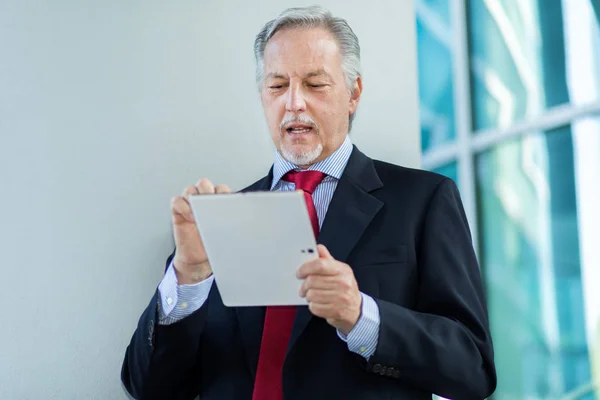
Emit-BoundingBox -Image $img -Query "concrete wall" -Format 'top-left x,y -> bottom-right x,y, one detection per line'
0,1 -> 419,398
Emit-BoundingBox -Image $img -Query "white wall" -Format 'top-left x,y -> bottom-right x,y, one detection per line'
0,1 -> 419,398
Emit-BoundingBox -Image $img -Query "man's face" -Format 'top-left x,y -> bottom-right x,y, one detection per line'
260,27 -> 362,167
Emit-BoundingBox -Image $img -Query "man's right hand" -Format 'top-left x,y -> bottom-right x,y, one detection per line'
170,178 -> 232,284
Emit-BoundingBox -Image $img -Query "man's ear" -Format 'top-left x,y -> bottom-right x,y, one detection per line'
349,76 -> 363,114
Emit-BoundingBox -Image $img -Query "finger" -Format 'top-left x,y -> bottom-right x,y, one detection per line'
317,244 -> 334,260
304,288 -> 339,304
297,259 -> 339,279
299,275 -> 339,297
215,184 -> 232,194
182,185 -> 199,199
196,178 -> 215,194
307,302 -> 334,319
171,196 -> 195,222
180,186 -> 198,213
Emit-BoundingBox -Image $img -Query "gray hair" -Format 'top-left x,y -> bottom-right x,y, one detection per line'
254,6 -> 362,130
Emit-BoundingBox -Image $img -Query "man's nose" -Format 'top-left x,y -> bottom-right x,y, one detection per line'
285,84 -> 307,113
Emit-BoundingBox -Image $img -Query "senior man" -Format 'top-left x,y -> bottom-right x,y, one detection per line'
121,6 -> 496,400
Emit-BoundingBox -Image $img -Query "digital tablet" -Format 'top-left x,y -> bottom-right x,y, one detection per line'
188,190 -> 318,307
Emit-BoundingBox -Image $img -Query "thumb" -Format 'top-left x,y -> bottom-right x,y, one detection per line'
317,244 -> 333,260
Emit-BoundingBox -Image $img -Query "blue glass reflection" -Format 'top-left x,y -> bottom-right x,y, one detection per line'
476,126 -> 595,399
432,162 -> 458,186
468,0 -> 600,131
416,0 -> 456,152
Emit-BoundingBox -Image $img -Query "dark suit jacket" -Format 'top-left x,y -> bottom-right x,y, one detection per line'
121,146 -> 496,400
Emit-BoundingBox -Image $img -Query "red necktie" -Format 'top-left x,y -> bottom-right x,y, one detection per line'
252,170 -> 327,400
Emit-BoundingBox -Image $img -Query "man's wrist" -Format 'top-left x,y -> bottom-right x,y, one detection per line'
158,264 -> 215,325
337,292 -> 363,335
337,293 -> 380,359
174,261 -> 212,284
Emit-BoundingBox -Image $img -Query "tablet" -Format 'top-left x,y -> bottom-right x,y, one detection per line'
188,190 -> 318,307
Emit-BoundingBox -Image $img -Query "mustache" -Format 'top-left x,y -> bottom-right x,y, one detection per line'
279,115 -> 318,132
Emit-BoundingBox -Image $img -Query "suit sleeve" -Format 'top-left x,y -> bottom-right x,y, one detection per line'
121,251 -> 210,400
361,178 -> 497,400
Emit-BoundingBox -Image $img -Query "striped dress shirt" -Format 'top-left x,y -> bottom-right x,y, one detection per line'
157,136 -> 380,360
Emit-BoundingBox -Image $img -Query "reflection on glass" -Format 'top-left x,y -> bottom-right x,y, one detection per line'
570,116 -> 600,399
467,0 -> 600,131
432,162 -> 458,186
416,0 -> 456,152
476,124 -> 597,399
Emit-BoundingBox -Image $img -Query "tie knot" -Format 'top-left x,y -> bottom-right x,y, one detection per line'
282,170 -> 327,194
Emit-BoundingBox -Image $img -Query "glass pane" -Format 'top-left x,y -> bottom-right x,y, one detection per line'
468,0 -> 600,131
432,162 -> 458,186
475,121 -> 599,399
416,0 -> 456,152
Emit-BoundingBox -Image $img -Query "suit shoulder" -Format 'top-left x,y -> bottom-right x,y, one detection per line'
370,160 -> 463,222
372,160 -> 454,192
241,174 -> 271,192
242,179 -> 263,192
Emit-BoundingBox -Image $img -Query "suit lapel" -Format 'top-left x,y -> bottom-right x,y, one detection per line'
287,147 -> 384,355
235,170 -> 272,379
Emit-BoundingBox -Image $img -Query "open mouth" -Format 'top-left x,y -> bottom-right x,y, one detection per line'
284,123 -> 314,134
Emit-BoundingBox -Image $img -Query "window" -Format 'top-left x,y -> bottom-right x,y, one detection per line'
416,0 -> 457,151
417,1 -> 600,398
468,0 -> 600,131
476,124 -> 595,398
432,162 -> 458,185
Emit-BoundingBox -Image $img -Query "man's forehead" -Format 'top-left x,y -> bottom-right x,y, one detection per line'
265,68 -> 333,80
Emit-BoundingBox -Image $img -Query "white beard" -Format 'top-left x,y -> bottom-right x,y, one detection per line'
280,142 -> 323,166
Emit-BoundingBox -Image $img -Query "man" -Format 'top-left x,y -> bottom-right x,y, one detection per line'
121,6 -> 496,400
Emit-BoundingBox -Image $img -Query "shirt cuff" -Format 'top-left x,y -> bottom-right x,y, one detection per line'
337,292 -> 380,360
157,261 -> 214,325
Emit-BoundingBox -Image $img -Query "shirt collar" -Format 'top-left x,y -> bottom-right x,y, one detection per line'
271,135 -> 353,190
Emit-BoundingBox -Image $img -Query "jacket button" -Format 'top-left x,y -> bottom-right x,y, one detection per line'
372,364 -> 382,373
379,366 -> 387,375
386,367 -> 395,376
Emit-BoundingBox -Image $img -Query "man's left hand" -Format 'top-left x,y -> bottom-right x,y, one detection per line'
297,244 -> 362,335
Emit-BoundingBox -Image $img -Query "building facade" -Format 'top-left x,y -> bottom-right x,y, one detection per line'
416,0 -> 600,399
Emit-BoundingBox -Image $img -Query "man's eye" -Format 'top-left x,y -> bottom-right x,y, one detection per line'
269,85 -> 284,89
309,84 -> 325,88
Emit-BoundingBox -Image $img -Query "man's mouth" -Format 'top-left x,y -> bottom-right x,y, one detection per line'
284,123 -> 314,134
